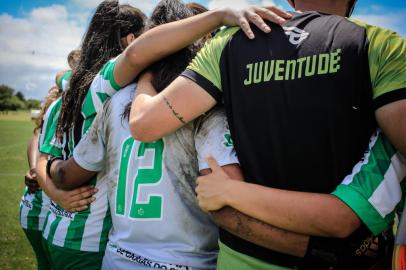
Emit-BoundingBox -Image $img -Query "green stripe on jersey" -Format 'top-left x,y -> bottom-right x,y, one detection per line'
99,206 -> 112,251
59,70 -> 72,91
47,216 -> 63,244
43,57 -> 120,252
39,98 -> 62,154
82,58 -> 121,119
332,132 -> 405,235
98,58 -> 120,91
26,190 -> 43,229
64,177 -> 97,250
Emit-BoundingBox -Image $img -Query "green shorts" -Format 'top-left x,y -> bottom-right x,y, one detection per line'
22,229 -> 51,270
42,238 -> 105,270
216,241 -> 293,270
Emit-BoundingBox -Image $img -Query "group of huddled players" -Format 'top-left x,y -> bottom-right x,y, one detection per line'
19,0 -> 406,269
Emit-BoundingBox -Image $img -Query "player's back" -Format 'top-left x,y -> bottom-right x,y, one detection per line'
220,11 -> 374,193
184,11 -> 405,267
91,87 -> 219,269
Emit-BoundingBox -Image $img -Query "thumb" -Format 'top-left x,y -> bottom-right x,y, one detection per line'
206,155 -> 222,173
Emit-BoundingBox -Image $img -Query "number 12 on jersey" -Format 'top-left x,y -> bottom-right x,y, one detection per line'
115,137 -> 164,219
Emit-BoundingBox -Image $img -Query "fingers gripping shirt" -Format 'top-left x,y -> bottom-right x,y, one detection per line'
73,87 -> 238,269
41,56 -> 123,252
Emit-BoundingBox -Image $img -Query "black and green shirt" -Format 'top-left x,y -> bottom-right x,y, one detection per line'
182,11 -> 406,268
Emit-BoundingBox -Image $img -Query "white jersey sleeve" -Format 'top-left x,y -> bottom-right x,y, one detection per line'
73,107 -> 106,172
195,107 -> 239,171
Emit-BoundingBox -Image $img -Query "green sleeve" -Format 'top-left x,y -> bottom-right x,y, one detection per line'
353,21 -> 406,107
98,57 -> 120,91
182,27 -> 240,101
39,99 -> 63,157
82,57 -> 120,119
331,131 -> 404,235
59,70 -> 72,91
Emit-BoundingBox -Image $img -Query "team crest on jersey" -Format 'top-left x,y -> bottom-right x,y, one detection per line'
223,134 -> 233,148
283,26 -> 309,45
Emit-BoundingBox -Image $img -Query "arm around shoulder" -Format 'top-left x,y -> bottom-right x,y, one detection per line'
130,76 -> 216,142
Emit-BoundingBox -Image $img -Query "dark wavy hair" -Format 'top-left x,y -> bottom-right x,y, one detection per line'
123,0 -> 206,118
185,2 -> 208,15
57,0 -> 146,134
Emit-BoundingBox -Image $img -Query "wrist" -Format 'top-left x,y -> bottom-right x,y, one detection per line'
212,8 -> 227,27
223,178 -> 238,207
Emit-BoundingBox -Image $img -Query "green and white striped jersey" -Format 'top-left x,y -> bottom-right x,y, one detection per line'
41,57 -> 121,252
59,70 -> 72,92
332,130 -> 406,236
19,98 -> 61,231
19,187 -> 49,231
73,87 -> 238,269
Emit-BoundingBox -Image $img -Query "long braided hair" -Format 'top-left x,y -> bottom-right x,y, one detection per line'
57,0 -> 146,134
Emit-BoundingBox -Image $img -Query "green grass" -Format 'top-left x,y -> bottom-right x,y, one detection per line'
0,111 -> 36,270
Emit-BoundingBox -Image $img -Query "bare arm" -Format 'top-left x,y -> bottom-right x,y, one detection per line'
114,7 -> 291,88
49,158 -> 97,191
201,164 -> 308,257
197,157 -> 361,238
376,100 -> 406,157
36,154 -> 97,212
131,76 -> 216,142
27,132 -> 39,170
212,207 -> 308,257
24,133 -> 40,193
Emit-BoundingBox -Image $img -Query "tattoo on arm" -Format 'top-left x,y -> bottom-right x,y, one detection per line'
163,95 -> 186,124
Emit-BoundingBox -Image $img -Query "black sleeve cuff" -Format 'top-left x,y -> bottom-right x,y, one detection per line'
181,69 -> 223,103
373,88 -> 406,110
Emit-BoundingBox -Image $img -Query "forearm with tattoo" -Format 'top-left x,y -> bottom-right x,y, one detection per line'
211,206 -> 309,257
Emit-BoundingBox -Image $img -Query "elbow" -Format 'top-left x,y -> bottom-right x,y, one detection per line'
123,46 -> 143,77
129,115 -> 161,142
52,168 -> 66,190
328,215 -> 361,239
330,226 -> 355,239
53,166 -> 75,191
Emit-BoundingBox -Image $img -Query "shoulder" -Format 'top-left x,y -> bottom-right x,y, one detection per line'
104,83 -> 136,114
348,18 -> 401,43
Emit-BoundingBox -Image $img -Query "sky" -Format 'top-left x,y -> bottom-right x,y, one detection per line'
0,0 -> 405,100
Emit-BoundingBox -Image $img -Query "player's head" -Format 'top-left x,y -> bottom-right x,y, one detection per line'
287,0 -> 357,17
67,49 -> 81,70
57,0 -> 146,133
122,0 -> 205,119
34,86 -> 62,134
148,0 -> 204,92
185,2 -> 208,15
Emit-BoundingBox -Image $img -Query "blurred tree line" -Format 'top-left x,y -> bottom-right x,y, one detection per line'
0,84 -> 41,112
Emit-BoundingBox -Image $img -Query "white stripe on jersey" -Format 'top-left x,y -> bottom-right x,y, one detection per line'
368,153 -> 406,218
42,211 -> 56,239
19,191 -> 33,229
39,192 -> 50,230
39,98 -> 60,148
341,131 -> 378,185
81,180 -> 109,251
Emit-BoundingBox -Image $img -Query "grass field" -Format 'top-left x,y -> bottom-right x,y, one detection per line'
0,111 -> 36,270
